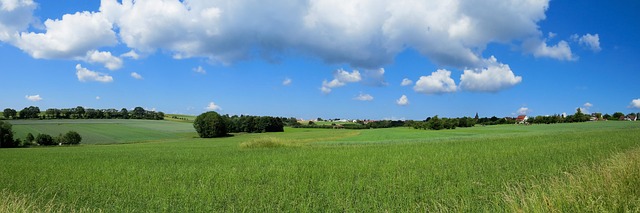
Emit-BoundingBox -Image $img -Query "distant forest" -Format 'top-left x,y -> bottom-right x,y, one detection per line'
3,106 -> 164,120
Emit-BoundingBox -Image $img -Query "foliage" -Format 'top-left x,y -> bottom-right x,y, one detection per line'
59,131 -> 82,145
225,115 -> 284,133
194,111 -> 229,138
18,106 -> 40,119
3,108 -> 17,119
35,133 -> 55,146
0,121 -> 17,148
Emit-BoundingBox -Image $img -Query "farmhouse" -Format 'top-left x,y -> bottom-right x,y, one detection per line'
515,115 -> 528,124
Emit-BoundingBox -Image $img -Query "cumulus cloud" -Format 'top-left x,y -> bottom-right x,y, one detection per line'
630,99 -> 640,109
0,0 -> 36,42
85,50 -> 122,70
413,69 -> 457,94
206,101 -> 221,111
101,0 -> 551,68
517,107 -> 529,115
25,94 -> 42,101
459,56 -> 522,92
13,11 -> 117,60
401,78 -> 413,86
3,0 -> 574,76
282,78 -> 292,86
523,38 -> 576,61
396,95 -> 409,106
120,50 -> 140,59
583,102 -> 593,108
574,33 -> 601,52
75,64 -> 113,83
193,66 -> 206,74
320,69 -> 361,94
130,72 -> 143,80
363,68 -> 388,87
96,96 -> 101,100
354,93 -> 373,101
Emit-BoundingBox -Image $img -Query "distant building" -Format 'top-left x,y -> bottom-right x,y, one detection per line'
515,115 -> 528,124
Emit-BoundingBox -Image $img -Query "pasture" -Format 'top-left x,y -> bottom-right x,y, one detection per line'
0,120 -> 639,212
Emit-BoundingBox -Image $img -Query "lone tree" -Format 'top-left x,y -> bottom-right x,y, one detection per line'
0,121 -> 17,148
63,131 -> 82,145
194,111 -> 229,138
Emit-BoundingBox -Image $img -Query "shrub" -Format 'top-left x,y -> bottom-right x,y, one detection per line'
194,111 -> 229,138
35,134 -> 55,146
63,131 -> 82,145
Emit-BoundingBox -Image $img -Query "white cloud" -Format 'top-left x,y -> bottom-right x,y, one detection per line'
95,0 -> 551,68
583,102 -> 593,108
523,38 -> 576,61
401,78 -> 413,86
630,99 -> 640,109
3,0 -> 569,73
413,69 -> 457,94
363,68 -> 387,87
282,78 -> 292,86
193,66 -> 206,74
576,33 -> 601,52
25,94 -> 42,101
459,56 -> 522,92
547,32 -> 556,39
130,72 -> 143,80
354,93 -> 373,101
517,107 -> 529,115
120,50 -> 140,59
96,96 -> 101,100
396,95 -> 409,106
85,50 -> 122,70
13,11 -> 117,60
206,101 -> 221,111
321,69 -> 361,94
0,0 -> 36,42
75,64 -> 113,83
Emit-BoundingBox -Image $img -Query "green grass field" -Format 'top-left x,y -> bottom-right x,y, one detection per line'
1,120 -> 639,212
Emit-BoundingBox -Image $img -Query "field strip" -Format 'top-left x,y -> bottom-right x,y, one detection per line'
503,145 -> 640,212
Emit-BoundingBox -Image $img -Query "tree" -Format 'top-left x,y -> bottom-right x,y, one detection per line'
35,133 -> 56,146
193,111 -> 229,138
25,133 -> 34,143
3,108 -> 17,119
603,113 -> 611,120
63,131 -> 82,145
75,106 -> 85,119
120,108 -> 129,119
612,112 -> 625,120
0,121 -> 17,148
132,107 -> 145,119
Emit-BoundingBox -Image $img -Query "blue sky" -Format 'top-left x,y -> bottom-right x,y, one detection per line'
1,0 -> 639,120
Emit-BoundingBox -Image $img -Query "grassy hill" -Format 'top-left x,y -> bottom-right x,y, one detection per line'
0,121 -> 639,211
7,119 -> 196,144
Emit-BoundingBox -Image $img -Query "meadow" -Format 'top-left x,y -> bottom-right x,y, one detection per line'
0,120 -> 639,212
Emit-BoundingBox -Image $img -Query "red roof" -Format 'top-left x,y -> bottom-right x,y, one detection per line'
516,115 -> 527,121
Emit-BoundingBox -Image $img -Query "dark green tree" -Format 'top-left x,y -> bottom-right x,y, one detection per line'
612,112 -> 625,120
3,108 -> 17,119
25,133 -> 34,143
193,111 -> 229,138
63,131 -> 82,145
0,121 -> 17,148
35,133 -> 56,146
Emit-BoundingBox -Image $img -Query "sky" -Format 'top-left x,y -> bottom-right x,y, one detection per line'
1,0 -> 639,120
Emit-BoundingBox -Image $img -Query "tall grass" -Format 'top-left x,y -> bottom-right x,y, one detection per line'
0,122 -> 638,211
0,189 -> 99,213
503,146 -> 640,212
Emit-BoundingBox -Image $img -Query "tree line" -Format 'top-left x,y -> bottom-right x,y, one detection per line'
194,112 -> 287,138
0,120 -> 82,148
3,106 -> 164,120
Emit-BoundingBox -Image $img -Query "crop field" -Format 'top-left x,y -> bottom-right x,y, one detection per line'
1,120 -> 639,212
8,119 -> 195,144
